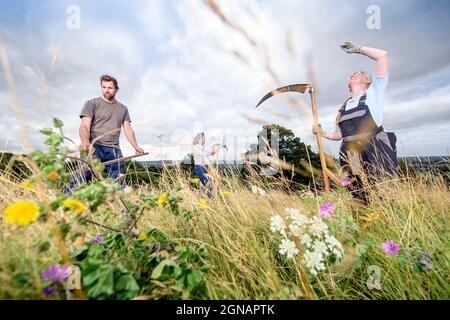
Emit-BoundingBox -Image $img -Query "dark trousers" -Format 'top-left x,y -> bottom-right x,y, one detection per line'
339,133 -> 398,204
194,165 -> 212,198
64,144 -> 125,195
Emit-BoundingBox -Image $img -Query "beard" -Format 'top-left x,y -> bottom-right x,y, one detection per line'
103,92 -> 115,101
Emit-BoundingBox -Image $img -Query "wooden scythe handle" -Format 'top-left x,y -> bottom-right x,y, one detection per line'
309,86 -> 331,192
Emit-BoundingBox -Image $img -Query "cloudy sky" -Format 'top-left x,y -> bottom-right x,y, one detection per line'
0,0 -> 449,161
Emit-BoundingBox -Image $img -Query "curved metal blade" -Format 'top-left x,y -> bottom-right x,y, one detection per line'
255,84 -> 312,108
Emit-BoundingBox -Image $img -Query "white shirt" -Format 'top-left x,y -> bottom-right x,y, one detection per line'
193,143 -> 208,166
338,73 -> 389,130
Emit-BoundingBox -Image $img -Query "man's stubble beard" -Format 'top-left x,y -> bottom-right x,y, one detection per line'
103,93 -> 116,101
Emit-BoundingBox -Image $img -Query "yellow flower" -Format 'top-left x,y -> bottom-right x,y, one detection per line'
3,201 -> 40,226
191,178 -> 200,184
138,232 -> 146,240
157,193 -> 168,208
20,181 -> 35,189
198,198 -> 207,209
74,235 -> 85,246
47,171 -> 60,181
63,199 -> 87,215
222,191 -> 231,197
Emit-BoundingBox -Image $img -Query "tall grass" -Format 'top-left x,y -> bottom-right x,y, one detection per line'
0,162 -> 448,300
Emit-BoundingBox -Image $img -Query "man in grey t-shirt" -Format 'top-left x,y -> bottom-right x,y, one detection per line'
65,74 -> 143,193
79,96 -> 131,150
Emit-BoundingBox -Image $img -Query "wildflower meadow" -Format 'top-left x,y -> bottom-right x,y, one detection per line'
0,120 -> 448,300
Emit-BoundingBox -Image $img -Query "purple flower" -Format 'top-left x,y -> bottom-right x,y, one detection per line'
42,265 -> 58,281
319,202 -> 334,218
419,250 -> 432,260
42,286 -> 55,296
167,245 -> 172,252
41,265 -> 70,283
88,236 -> 104,244
171,255 -> 180,261
152,244 -> 160,253
381,240 -> 400,255
340,178 -> 351,187
420,259 -> 433,270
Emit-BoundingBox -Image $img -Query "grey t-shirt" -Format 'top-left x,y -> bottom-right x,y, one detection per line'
80,97 -> 131,149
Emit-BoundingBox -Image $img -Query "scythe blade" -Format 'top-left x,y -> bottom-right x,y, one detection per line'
255,84 -> 312,108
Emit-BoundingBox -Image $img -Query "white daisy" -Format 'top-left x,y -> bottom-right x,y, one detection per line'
309,216 -> 329,236
279,239 -> 299,259
270,215 -> 287,236
300,234 -> 313,248
312,240 -> 329,256
286,208 -> 309,228
304,250 -> 325,276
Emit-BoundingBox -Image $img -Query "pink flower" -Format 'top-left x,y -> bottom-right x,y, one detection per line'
319,202 -> 334,218
381,240 -> 400,255
340,178 -> 351,187
420,259 -> 433,270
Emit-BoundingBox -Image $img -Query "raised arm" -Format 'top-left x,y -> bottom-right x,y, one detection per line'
341,41 -> 389,77
123,120 -> 144,155
360,46 -> 388,77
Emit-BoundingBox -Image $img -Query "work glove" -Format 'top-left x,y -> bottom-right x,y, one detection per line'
312,124 -> 323,135
340,41 -> 362,54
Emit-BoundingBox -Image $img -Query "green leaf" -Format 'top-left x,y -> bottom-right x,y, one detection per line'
50,194 -> 67,210
151,259 -> 177,279
115,274 -> 140,294
12,272 -> 32,286
147,229 -> 171,244
53,118 -> 64,129
40,128 -> 53,136
185,270 -> 203,291
58,223 -> 71,240
173,266 -> 183,278
35,239 -> 50,253
85,264 -> 115,298
38,203 -> 48,222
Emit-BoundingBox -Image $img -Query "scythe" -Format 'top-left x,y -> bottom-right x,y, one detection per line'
255,84 -> 340,192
